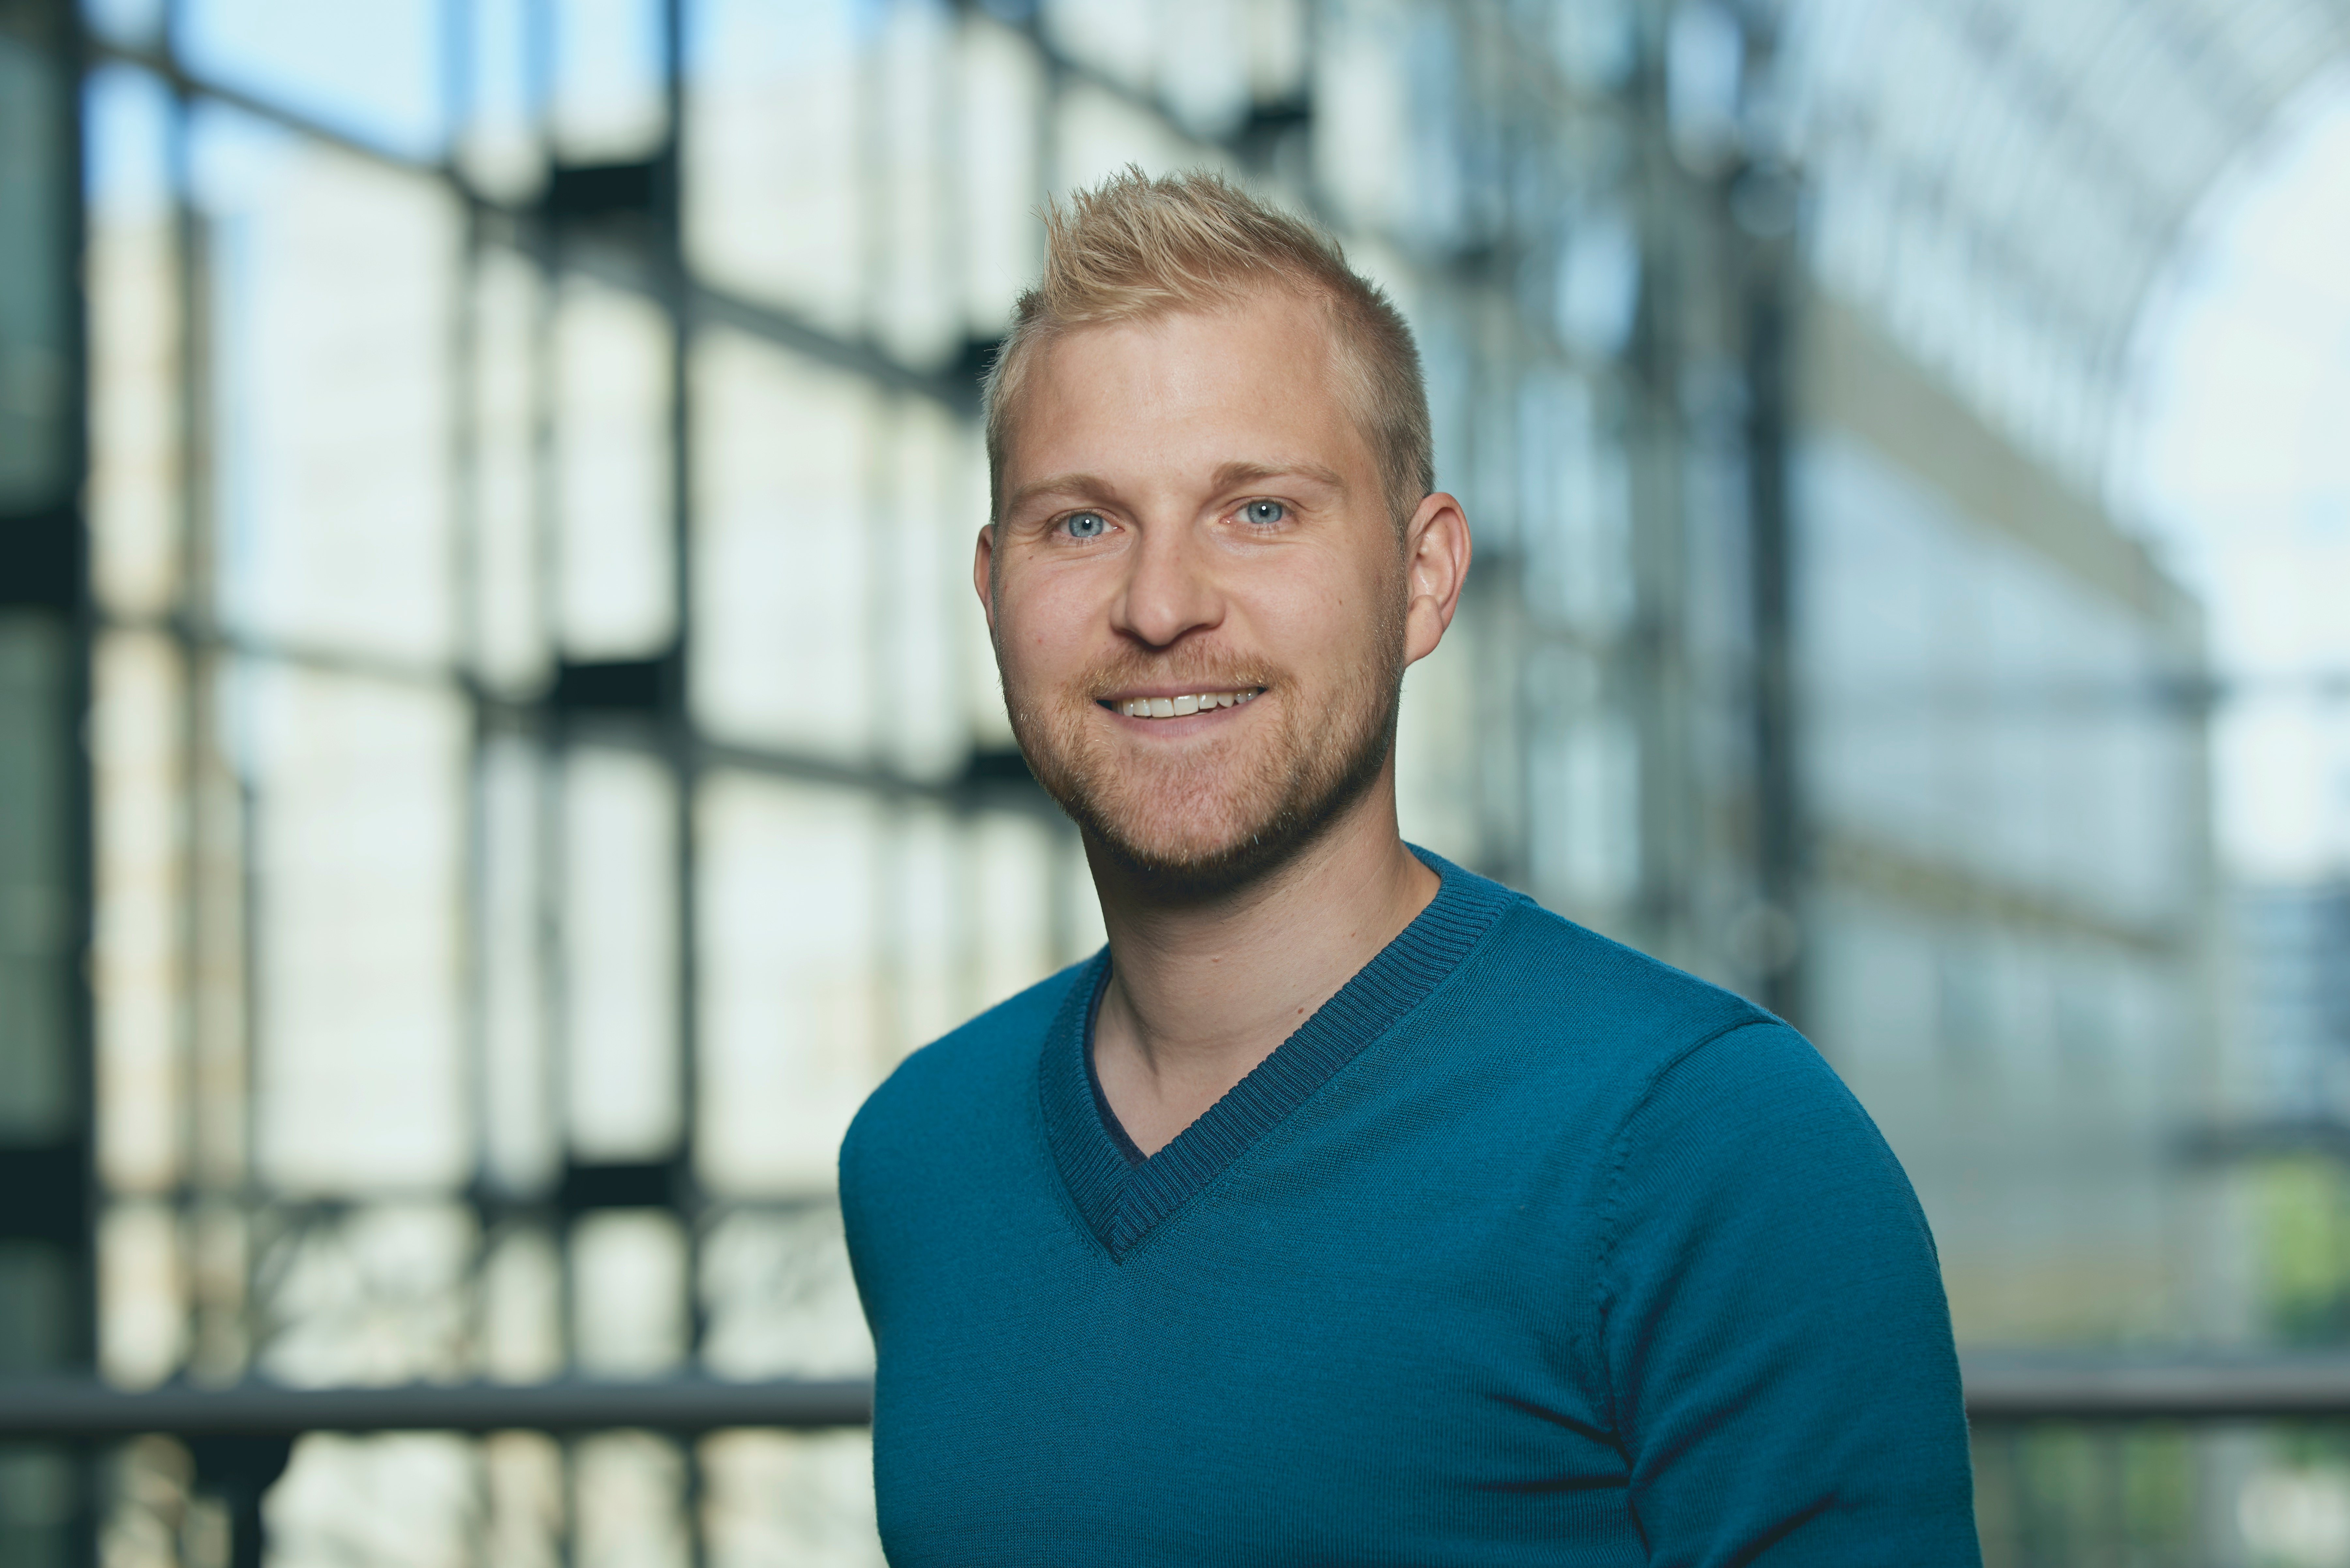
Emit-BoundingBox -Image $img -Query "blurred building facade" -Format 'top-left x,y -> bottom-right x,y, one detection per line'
12,0 -> 2341,1562
2234,882 -> 2350,1123
1797,295 -> 2219,1348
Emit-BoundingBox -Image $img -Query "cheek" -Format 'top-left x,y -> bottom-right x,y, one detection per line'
996,575 -> 1103,677
1246,552 -> 1395,650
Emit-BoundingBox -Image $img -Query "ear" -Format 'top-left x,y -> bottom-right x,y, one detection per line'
972,523 -> 999,639
1400,492 -> 1470,666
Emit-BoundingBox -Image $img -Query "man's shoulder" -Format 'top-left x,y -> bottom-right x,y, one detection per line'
1465,889 -> 1785,1086
840,955 -> 1094,1177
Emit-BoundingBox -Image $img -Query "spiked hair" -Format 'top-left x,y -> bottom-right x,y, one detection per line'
981,167 -> 1433,533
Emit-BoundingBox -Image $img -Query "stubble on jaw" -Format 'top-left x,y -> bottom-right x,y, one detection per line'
997,589 -> 1411,899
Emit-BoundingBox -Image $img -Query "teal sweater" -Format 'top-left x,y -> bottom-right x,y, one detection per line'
840,853 -> 1979,1565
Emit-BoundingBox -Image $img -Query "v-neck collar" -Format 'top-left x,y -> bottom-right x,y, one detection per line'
1038,847 -> 1520,1259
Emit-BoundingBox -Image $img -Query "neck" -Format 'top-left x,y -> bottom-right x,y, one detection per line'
1085,768 -> 1440,1156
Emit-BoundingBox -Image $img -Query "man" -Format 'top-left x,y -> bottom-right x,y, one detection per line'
840,169 -> 1979,1565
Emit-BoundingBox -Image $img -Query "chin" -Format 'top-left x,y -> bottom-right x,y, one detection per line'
1083,789 -> 1307,889
1014,694 -> 1398,896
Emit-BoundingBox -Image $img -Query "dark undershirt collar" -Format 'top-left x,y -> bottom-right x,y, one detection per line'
1081,970 -> 1148,1169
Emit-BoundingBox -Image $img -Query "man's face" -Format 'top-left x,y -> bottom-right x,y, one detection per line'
981,289 -> 1409,888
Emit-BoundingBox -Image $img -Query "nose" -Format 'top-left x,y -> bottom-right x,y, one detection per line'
1110,519 -> 1223,650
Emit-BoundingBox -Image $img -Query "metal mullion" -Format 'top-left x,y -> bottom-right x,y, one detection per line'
654,4 -> 710,1560
161,8 -> 269,1390
858,0 -> 902,1116
450,18 -> 505,1490
1737,23 -> 1805,1029
160,24 -> 211,1388
33,3 -> 107,1557
524,8 -> 576,1546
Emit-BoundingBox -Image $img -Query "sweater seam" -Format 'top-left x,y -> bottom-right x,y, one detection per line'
1589,1012 -> 1782,1438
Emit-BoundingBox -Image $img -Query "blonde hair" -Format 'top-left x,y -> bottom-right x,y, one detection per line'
982,168 -> 1433,532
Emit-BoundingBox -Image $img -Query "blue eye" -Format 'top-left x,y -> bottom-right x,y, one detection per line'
1063,511 -> 1107,538
1242,500 -> 1286,525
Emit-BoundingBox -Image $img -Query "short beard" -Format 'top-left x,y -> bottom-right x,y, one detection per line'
1001,615 -> 1407,900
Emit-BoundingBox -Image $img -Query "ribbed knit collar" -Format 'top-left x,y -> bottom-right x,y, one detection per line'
1038,847 -> 1519,1259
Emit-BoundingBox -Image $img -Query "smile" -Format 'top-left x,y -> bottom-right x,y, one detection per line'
1103,688 -> 1263,720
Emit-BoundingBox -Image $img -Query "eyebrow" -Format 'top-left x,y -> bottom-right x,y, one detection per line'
1006,460 -> 1349,518
1210,460 -> 1348,495
1001,460 -> 1353,515
1004,472 -> 1123,516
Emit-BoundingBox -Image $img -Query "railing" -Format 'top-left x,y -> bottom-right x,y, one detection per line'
24,1354 -> 2350,1440
0,1374 -> 872,1439
1961,1351 -> 2350,1421
7,1355 -> 2349,1564
0,1376 -> 871,1568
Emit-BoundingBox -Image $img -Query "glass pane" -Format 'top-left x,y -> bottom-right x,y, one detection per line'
267,1431 -> 486,1563
1157,0 -> 1252,141
551,0 -> 668,163
192,106 -> 460,664
472,247 -> 552,694
555,277 -> 675,659
84,66 -> 183,619
874,400 -> 976,782
1041,0 -> 1152,91
180,0 -> 448,160
240,664 -> 468,1193
483,1432 -> 564,1568
702,1429 -> 881,1568
481,736 -> 556,1194
97,1200 -> 184,1387
257,1202 -> 476,1384
1059,832 -> 1107,966
699,1206 -> 869,1379
1312,8 -> 1412,234
957,19 -> 1043,335
480,1224 -> 562,1382
561,746 -> 679,1161
574,1432 -> 689,1568
972,811 -> 1056,1012
1393,616 -> 1483,868
691,330 -> 875,761
685,0 -> 865,333
870,2 -> 958,369
458,0 -> 547,202
696,772 -> 878,1195
1529,688 -> 1640,911
92,630 -> 184,1195
1053,78 -> 1216,195
886,802 -> 964,1060
81,0 -> 165,48
572,1210 -> 686,1375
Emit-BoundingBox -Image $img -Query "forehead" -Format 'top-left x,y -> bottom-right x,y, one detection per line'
1003,291 -> 1373,490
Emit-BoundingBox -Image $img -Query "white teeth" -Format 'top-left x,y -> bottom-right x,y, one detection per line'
1113,688 -> 1263,719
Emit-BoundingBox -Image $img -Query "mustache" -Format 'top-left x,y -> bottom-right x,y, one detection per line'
1076,651 -> 1278,701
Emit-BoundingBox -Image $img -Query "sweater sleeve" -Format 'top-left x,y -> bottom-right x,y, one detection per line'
1597,1021 -> 1981,1566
